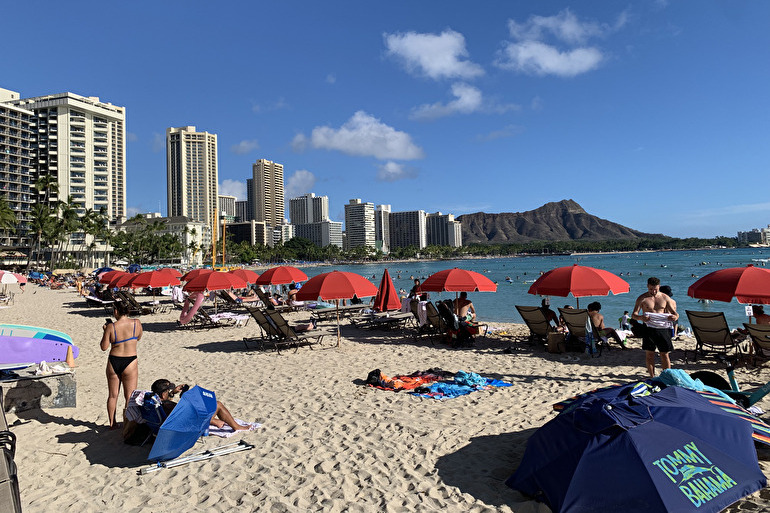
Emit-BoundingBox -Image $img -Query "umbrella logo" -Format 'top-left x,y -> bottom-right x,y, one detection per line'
652,441 -> 738,507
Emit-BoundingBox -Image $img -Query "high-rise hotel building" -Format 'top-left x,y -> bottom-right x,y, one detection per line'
248,159 -> 284,229
2,88 -> 126,246
344,199 -> 375,249
166,126 -> 219,237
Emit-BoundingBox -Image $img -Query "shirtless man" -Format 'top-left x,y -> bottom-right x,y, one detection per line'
587,301 -> 625,349
454,292 -> 476,322
632,277 -> 678,378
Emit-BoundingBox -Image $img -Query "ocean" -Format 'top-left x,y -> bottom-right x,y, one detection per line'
296,247 -> 770,330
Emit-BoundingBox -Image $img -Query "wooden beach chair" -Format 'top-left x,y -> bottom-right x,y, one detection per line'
685,310 -> 743,362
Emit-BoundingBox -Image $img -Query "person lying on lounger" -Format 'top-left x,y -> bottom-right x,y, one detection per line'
150,379 -> 250,431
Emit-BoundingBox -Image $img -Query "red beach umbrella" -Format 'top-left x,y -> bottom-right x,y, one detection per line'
255,266 -> 308,286
157,267 -> 183,278
182,268 -> 214,282
110,272 -> 136,288
527,264 -> 629,307
419,267 -> 497,293
183,271 -> 248,292
127,270 -> 181,289
372,268 -> 401,312
99,270 -> 126,284
296,271 -> 378,346
688,265 -> 770,304
228,269 -> 260,285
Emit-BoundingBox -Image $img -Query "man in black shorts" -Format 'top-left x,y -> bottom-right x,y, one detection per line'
631,277 -> 678,378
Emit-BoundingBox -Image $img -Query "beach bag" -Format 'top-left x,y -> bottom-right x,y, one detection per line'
547,332 -> 566,353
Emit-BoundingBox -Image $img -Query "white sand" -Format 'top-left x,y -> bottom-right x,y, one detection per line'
4,286 -> 770,512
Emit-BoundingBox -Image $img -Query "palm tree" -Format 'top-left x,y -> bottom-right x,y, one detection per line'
25,203 -> 55,271
34,173 -> 59,204
0,195 -> 17,246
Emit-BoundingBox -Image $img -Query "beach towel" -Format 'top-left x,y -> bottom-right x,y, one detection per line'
207,420 -> 262,438
411,377 -> 511,400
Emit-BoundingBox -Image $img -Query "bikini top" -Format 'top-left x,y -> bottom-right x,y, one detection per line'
113,319 -> 139,345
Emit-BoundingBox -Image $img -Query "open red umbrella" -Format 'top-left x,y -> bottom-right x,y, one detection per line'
527,264 -> 629,307
296,271 -> 378,346
128,270 -> 181,289
688,265 -> 770,304
157,267 -> 182,278
228,269 -> 260,285
110,272 -> 137,288
183,271 -> 248,292
419,267 -> 497,293
255,266 -> 308,285
372,268 -> 401,312
99,270 -> 126,284
182,268 -> 214,282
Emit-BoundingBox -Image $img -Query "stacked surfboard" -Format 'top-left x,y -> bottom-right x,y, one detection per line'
0,324 -> 78,369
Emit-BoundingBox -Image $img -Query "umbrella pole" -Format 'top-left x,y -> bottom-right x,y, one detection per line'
336,303 -> 341,347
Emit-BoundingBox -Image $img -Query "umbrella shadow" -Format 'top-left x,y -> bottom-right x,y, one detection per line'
435,428 -> 536,507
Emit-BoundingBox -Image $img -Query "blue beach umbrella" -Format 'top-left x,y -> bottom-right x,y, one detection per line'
148,385 -> 218,462
507,386 -> 765,513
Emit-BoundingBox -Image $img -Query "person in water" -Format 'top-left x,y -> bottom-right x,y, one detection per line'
100,301 -> 142,430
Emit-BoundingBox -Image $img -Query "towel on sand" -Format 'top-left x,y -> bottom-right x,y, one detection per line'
208,419 -> 262,438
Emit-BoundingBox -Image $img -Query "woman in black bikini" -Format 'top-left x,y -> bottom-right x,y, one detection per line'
100,301 -> 142,429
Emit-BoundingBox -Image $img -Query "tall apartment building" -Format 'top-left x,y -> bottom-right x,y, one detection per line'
374,205 -> 391,254
4,88 -> 127,247
0,89 -> 35,246
218,194 -> 236,218
426,212 -> 463,247
235,200 -> 248,222
344,199 -> 375,249
289,192 -> 329,225
294,220 -> 343,248
166,126 -> 219,235
249,159 -> 284,229
389,210 -> 427,249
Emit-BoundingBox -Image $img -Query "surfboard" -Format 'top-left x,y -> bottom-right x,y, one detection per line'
0,336 -> 79,365
0,324 -> 73,345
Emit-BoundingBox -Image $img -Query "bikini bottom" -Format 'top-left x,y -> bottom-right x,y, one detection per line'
109,355 -> 137,379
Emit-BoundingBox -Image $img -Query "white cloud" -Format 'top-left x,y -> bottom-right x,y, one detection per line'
286,170 -> 317,198
297,111 -> 424,160
476,124 -> 524,141
151,133 -> 165,153
218,179 -> 247,201
411,83 -> 519,120
326,73 -> 336,84
496,9 -> 626,77
230,139 -> 259,155
687,202 -> 770,219
496,41 -> 603,77
384,29 -> 484,81
376,161 -> 418,182
411,83 -> 484,120
127,132 -> 138,142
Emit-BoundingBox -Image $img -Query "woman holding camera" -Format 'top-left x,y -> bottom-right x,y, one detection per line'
100,301 -> 143,430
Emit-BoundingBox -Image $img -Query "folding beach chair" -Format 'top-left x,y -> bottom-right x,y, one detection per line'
515,305 -> 557,345
243,307 -> 290,352
743,323 -> 770,367
558,308 -> 608,357
685,310 -> 743,362
266,310 -> 327,351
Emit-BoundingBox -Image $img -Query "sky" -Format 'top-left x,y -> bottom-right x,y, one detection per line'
3,1 -> 769,238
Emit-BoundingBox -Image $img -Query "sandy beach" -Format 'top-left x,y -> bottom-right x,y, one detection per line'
5,286 -> 770,512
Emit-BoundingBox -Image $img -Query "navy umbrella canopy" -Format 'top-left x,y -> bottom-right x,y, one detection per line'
148,385 -> 218,462
508,385 -> 765,512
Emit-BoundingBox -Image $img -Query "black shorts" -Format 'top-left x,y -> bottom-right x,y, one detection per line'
642,327 -> 674,353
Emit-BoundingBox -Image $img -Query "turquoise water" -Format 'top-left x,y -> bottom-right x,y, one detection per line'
297,247 -> 770,330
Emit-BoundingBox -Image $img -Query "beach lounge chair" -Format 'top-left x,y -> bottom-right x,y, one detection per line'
516,305 -> 557,345
255,288 -> 293,312
266,310 -> 327,352
242,307 -> 286,351
743,323 -> 770,367
0,390 -> 22,513
114,290 -> 156,315
412,302 -> 448,345
558,308 -> 608,357
350,310 -> 413,331
685,310 -> 743,362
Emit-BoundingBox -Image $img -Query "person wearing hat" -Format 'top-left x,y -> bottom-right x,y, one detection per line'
150,379 -> 250,431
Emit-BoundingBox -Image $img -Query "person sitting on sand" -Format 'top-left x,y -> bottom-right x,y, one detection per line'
454,292 -> 476,322
150,379 -> 249,432
587,301 -> 626,349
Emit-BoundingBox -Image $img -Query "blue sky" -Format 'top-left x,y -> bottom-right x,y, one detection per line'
4,1 -> 769,238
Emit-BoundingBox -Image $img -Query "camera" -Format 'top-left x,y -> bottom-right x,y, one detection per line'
180,384 -> 190,395
105,318 -> 113,324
